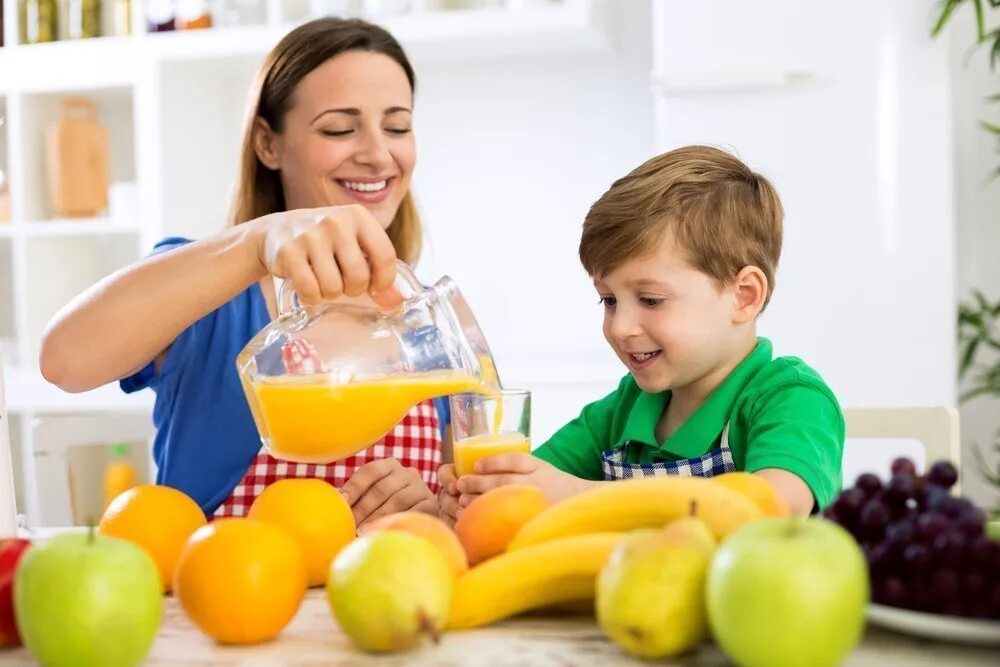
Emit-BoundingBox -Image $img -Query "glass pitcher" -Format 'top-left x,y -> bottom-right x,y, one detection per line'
236,261 -> 499,463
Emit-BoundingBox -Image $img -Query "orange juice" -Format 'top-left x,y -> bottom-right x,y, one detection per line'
252,370 -> 495,463
454,432 -> 531,477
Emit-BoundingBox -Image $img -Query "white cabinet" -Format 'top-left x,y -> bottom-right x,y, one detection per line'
651,0 -> 956,409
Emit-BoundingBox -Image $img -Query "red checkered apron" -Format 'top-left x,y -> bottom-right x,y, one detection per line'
214,339 -> 443,518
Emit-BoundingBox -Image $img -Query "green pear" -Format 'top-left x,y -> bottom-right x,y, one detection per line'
327,531 -> 453,652
597,516 -> 717,659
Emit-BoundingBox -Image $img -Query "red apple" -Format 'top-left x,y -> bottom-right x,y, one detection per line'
0,538 -> 31,647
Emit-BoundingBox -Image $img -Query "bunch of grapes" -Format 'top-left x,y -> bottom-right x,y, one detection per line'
824,458 -> 1000,619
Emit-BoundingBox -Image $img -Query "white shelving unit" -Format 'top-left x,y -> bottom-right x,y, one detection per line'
0,0 -> 614,524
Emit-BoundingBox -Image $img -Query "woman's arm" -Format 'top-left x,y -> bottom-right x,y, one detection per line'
40,205 -> 398,392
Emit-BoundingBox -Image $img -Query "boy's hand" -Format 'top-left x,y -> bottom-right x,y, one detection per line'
455,454 -> 592,508
437,463 -> 460,527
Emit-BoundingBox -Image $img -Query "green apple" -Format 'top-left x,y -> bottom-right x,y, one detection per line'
14,531 -> 162,667
987,520 -> 1000,542
707,518 -> 868,667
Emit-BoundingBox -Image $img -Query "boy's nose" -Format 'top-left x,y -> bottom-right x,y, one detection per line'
609,312 -> 642,341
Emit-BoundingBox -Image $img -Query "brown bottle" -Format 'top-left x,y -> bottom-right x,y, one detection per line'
46,97 -> 109,218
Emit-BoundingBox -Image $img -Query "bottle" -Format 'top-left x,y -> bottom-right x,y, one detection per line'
103,443 -> 138,509
65,0 -> 101,39
21,0 -> 59,43
176,0 -> 211,29
111,0 -> 131,36
145,0 -> 174,32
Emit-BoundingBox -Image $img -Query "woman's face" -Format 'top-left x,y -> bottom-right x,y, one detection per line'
256,50 -> 415,228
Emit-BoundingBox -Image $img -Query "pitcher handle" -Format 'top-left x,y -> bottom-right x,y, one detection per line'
278,260 -> 422,316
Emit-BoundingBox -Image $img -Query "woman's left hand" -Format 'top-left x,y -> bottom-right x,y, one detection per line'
340,458 -> 438,530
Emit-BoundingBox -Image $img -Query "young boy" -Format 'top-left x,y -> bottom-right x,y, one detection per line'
439,146 -> 843,521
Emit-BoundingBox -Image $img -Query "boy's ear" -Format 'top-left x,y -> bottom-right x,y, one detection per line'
253,117 -> 282,170
731,266 -> 767,323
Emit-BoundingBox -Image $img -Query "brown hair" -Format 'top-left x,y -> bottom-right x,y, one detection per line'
228,18 -> 422,264
579,145 -> 783,310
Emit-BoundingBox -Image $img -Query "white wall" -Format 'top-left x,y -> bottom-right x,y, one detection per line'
412,3 -> 654,441
950,6 -> 1000,509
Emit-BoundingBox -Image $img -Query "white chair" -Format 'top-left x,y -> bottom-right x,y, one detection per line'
0,358 -> 19,536
30,412 -> 154,527
842,406 -> 961,492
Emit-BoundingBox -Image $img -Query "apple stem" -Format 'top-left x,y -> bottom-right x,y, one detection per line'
87,518 -> 96,545
786,516 -> 807,537
416,608 -> 440,644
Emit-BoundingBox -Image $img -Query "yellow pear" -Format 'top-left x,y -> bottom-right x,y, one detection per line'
596,514 -> 717,659
327,532 -> 453,653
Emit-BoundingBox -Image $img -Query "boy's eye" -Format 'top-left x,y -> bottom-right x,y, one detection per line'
599,296 -> 617,308
640,297 -> 664,308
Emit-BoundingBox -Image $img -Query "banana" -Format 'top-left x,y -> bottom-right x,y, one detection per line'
508,477 -> 762,550
447,532 -> 624,630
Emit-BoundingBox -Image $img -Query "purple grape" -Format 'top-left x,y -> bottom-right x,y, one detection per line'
969,536 -> 994,566
939,496 -> 973,519
932,569 -> 960,600
860,500 -> 891,539
834,487 -> 866,522
955,507 -> 988,538
919,484 -> 950,512
890,457 -> 917,478
879,576 -> 908,607
884,474 -> 917,508
932,531 -> 968,568
916,512 -> 948,542
961,570 -> 988,596
902,543 -> 931,573
926,460 -> 958,488
855,472 -> 883,496
866,542 -> 894,575
942,601 -> 967,617
886,520 -> 915,546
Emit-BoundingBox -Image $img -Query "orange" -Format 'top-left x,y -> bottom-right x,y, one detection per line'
174,519 -> 307,644
711,472 -> 790,517
247,479 -> 356,587
98,484 -> 207,592
362,511 -> 468,577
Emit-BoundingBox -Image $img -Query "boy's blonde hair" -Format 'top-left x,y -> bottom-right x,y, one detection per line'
579,145 -> 783,310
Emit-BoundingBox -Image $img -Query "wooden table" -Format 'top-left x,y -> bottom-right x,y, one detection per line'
2,591 -> 997,666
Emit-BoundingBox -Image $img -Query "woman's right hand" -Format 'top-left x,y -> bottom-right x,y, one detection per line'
252,204 -> 402,307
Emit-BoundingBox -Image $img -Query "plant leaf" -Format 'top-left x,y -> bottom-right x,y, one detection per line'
960,337 -> 980,377
976,0 -> 987,41
933,0 -> 964,37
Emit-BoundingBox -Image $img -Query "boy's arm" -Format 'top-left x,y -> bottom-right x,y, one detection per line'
744,382 -> 845,515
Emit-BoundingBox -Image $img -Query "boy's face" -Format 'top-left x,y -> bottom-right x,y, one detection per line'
594,232 -> 741,395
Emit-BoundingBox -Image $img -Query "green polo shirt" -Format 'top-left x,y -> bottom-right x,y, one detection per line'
533,338 -> 844,509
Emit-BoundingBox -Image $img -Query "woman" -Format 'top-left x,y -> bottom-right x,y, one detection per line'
40,18 -> 444,528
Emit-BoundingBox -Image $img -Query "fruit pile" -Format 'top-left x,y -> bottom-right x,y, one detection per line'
0,472 -> 878,665
823,457 -> 1000,619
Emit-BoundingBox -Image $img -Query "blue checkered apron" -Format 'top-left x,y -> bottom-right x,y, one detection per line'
601,424 -> 737,480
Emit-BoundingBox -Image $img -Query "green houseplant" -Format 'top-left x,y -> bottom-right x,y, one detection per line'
935,0 -> 1000,514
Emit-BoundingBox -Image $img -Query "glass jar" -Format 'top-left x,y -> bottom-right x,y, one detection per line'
176,0 -> 212,29
237,261 -> 500,463
20,0 -> 59,44
145,0 -> 174,32
65,0 -> 101,40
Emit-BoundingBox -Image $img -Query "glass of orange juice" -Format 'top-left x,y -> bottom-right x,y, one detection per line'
451,389 -> 531,477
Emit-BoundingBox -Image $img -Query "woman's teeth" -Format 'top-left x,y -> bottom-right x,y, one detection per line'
342,180 -> 387,192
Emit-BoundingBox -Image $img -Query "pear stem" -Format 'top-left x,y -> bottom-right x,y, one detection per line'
786,516 -> 807,537
689,500 -> 699,517
416,608 -> 441,645
87,519 -> 96,545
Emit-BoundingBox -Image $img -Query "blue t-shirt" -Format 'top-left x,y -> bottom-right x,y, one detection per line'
121,237 -> 450,515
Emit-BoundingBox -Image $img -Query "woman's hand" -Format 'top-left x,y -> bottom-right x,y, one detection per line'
340,458 -> 439,531
252,204 -> 402,307
453,454 -> 594,511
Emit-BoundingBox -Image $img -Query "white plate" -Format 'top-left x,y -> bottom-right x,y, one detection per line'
868,603 -> 1000,646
